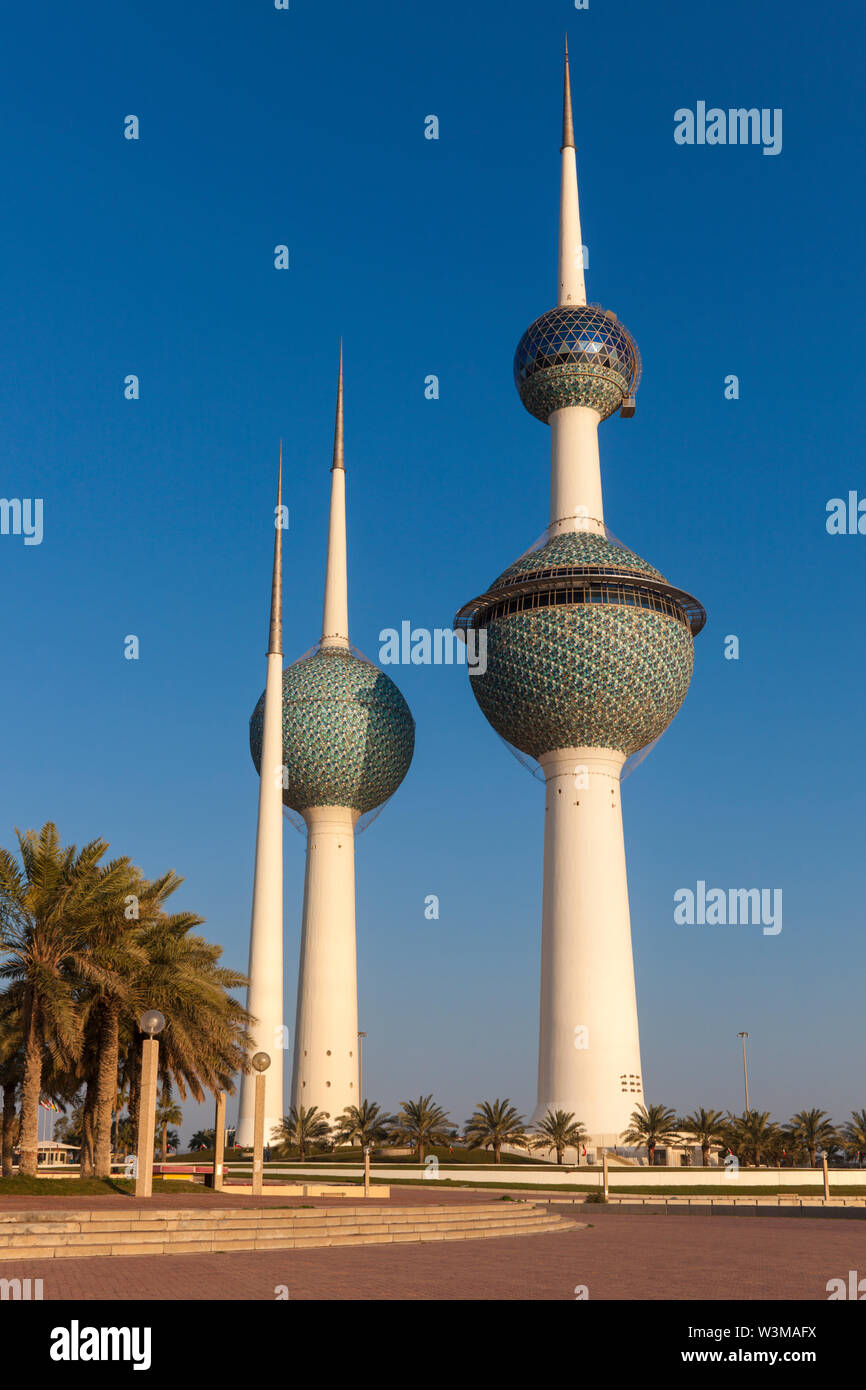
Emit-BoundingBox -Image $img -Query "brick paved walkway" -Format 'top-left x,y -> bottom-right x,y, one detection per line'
1,1210 -> 859,1300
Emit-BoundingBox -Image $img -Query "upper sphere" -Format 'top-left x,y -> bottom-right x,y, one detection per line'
514,305 -> 640,422
250,646 -> 414,814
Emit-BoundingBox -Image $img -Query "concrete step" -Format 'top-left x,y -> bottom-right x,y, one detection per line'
0,1204 -> 574,1260
0,1201 -> 521,1226
0,1217 -> 572,1260
0,1208 -> 561,1246
0,1202 -> 542,1234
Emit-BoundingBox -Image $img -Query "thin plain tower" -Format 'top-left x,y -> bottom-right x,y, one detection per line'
455,44 -> 705,1150
237,451 -> 285,1147
250,349 -> 415,1122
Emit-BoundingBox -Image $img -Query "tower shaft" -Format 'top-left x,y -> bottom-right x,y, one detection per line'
534,748 -> 644,1143
237,458 -> 286,1148
549,405 -> 604,535
291,806 -> 360,1115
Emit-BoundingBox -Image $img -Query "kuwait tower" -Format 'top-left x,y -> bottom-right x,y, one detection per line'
455,44 -> 705,1148
249,348 -> 414,1122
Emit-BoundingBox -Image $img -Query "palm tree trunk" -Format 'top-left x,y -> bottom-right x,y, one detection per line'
702,1143 -> 709,1167
80,1082 -> 98,1177
557,1146 -> 563,1165
94,999 -> 120,1179
1,1081 -> 17,1177
127,1042 -> 141,1139
494,1141 -> 501,1164
418,1140 -> 425,1165
18,1008 -> 43,1177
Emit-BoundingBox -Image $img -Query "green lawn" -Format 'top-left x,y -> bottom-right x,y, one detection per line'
372,1178 -> 866,1196
178,1145 -> 558,1167
0,1175 -> 206,1196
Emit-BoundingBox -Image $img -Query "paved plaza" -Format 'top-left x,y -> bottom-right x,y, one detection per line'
0,1203 -> 860,1301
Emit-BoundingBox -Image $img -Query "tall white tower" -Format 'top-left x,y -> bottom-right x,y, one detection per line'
237,452 -> 285,1147
455,44 -> 705,1150
250,349 -> 414,1123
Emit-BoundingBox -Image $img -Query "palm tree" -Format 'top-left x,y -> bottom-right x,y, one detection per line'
272,1105 -> 331,1160
726,1110 -> 779,1167
189,1129 -> 216,1151
86,866 -> 174,1178
392,1095 -> 452,1164
155,1091 -> 183,1162
0,825 -> 130,1175
783,1109 -> 838,1168
678,1108 -> 727,1167
464,1098 -> 527,1164
530,1108 -> 588,1165
122,907 -> 250,1143
621,1103 -> 680,1166
843,1110 -> 866,1166
0,1060 -> 20,1178
0,988 -> 23,1178
332,1100 -> 394,1150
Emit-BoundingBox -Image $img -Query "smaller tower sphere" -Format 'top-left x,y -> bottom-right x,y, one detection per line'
250,646 -> 414,815
514,305 -> 640,423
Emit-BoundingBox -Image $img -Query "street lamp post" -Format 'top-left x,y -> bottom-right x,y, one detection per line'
737,1032 -> 750,1113
213,1091 -> 226,1192
135,1010 -> 165,1198
251,1052 -> 271,1197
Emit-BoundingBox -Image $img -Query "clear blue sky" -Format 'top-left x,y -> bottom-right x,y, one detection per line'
2,0 -> 864,1143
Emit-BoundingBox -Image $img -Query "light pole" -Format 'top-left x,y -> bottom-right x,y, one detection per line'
213,1091 -> 226,1192
737,1032 -> 750,1113
135,1010 -> 165,1198
358,1031 -> 367,1104
251,1052 -> 271,1197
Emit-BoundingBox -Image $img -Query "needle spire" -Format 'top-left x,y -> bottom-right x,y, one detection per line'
321,344 -> 350,648
267,441 -> 283,656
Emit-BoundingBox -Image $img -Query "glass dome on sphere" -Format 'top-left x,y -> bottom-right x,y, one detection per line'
514,304 -> 640,422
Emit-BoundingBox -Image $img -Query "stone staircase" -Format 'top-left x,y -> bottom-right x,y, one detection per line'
0,1202 -> 576,1260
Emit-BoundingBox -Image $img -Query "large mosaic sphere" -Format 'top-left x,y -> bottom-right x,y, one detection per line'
514,305 -> 640,423
456,530 -> 702,760
250,646 -> 414,814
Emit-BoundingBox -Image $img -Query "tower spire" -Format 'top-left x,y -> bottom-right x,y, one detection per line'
236,441 -> 286,1147
268,442 -> 283,656
321,343 -> 350,648
562,35 -> 574,149
558,36 -> 586,306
